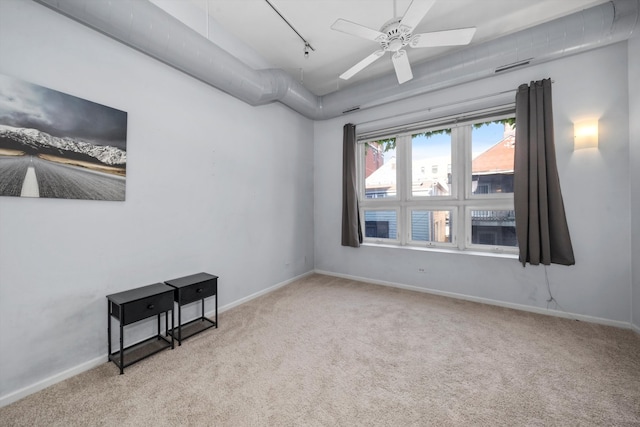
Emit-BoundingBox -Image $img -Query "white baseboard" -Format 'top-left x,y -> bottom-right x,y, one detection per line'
315,269 -> 633,330
632,323 -> 640,335
204,270 -> 315,318
0,355 -> 107,408
0,270 -> 315,409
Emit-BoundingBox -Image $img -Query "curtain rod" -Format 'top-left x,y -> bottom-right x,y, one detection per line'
356,89 -> 515,127
355,80 -> 554,127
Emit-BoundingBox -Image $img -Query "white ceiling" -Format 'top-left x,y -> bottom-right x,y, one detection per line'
185,0 -> 608,96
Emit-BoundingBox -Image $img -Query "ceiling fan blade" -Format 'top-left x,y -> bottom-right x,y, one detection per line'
331,19 -> 387,42
339,50 -> 386,80
392,50 -> 413,84
399,0 -> 437,32
410,28 -> 477,48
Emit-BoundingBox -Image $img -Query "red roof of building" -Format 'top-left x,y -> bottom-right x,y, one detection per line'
472,135 -> 515,174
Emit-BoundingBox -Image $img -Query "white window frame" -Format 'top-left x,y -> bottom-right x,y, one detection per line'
464,204 -> 518,254
361,206 -> 401,244
358,111 -> 517,255
359,137 -> 399,202
406,206 -> 458,248
406,124 -> 458,203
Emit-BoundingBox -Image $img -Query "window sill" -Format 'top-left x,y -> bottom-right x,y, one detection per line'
360,242 -> 519,260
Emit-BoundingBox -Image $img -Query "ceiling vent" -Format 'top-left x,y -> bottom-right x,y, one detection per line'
495,59 -> 533,73
342,106 -> 361,114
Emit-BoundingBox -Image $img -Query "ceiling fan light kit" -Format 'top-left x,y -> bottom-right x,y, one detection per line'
331,0 -> 476,85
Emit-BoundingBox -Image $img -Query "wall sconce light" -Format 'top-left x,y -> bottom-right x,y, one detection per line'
574,119 -> 599,150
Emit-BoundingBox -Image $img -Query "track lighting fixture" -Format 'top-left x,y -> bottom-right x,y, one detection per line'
265,0 -> 315,60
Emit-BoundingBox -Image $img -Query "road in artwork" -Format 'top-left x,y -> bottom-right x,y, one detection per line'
0,155 -> 125,200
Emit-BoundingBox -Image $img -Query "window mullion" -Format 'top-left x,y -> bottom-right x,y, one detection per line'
397,134 -> 411,245
464,125 -> 472,250
356,141 -> 365,200
451,126 -> 468,249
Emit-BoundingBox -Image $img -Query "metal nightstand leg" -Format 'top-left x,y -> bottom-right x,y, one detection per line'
119,321 -> 124,375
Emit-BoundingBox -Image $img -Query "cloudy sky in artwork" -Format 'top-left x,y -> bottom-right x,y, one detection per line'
0,74 -> 127,150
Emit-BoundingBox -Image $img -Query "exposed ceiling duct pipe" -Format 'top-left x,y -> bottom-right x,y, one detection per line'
33,0 -> 638,120
32,0 -> 324,118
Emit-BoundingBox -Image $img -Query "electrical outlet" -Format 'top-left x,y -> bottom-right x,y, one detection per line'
418,268 -> 426,273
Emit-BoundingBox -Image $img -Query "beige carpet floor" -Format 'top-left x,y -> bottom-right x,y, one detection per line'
1,274 -> 639,426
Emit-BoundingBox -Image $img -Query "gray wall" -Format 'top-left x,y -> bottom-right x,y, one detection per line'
315,42 -> 632,325
0,0 -> 314,400
630,35 -> 640,332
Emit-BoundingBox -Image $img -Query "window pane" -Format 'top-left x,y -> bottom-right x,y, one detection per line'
364,140 -> 396,198
411,130 -> 452,197
411,210 -> 452,243
471,210 -> 517,246
471,121 -> 515,195
364,210 -> 397,239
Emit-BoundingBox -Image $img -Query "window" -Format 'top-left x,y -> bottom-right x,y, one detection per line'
364,139 -> 397,199
409,209 -> 453,244
358,114 -> 517,254
364,209 -> 398,239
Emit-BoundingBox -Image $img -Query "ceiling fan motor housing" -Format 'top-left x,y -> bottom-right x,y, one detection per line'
379,18 -> 411,52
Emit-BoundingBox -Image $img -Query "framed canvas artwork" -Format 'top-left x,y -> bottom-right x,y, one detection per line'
0,74 -> 127,201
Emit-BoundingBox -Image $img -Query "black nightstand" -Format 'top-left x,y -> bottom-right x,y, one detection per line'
107,283 -> 174,374
165,272 -> 218,345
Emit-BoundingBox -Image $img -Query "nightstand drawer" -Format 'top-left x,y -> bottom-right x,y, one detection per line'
178,279 -> 217,305
165,272 -> 218,305
122,291 -> 173,325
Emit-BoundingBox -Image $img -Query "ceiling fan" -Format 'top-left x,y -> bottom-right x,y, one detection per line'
331,0 -> 476,84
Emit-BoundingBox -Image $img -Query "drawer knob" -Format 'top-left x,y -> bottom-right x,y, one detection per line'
196,288 -> 203,293
147,304 -> 155,309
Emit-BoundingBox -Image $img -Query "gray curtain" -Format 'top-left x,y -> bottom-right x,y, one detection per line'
342,123 -> 363,247
514,79 -> 575,266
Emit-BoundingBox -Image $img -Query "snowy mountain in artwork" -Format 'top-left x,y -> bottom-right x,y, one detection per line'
0,124 -> 126,166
